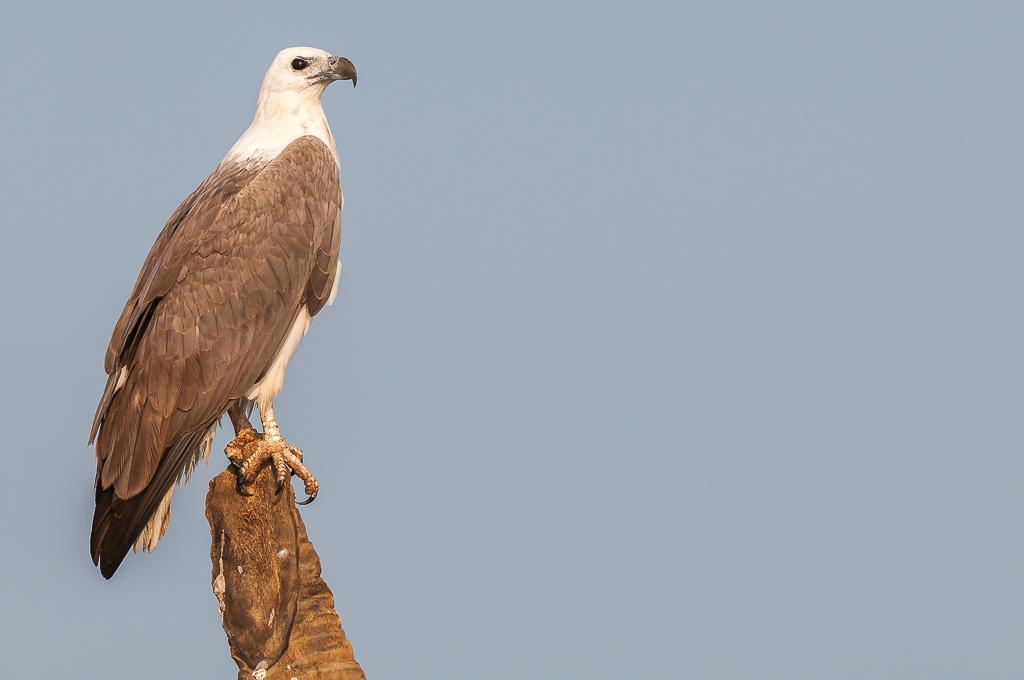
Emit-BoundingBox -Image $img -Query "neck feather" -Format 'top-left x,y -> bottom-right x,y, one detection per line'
227,88 -> 337,164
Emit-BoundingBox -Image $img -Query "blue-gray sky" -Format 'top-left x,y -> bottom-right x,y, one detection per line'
1,2 -> 1022,678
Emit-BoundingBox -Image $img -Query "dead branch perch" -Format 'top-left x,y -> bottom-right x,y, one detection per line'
207,465 -> 364,679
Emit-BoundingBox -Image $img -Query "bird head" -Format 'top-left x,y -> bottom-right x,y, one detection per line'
258,47 -> 357,100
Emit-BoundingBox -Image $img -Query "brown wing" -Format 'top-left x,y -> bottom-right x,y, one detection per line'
91,136 -> 342,578
304,179 -> 343,317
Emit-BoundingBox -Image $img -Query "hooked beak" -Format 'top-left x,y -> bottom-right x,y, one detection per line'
311,56 -> 357,87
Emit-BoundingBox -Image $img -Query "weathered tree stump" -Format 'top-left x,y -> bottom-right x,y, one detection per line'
207,466 -> 364,679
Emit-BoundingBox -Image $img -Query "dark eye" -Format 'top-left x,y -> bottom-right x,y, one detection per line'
291,58 -> 309,71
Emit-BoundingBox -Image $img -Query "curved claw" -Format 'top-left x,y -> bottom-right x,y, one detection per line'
275,477 -> 286,495
297,491 -> 318,506
230,463 -> 254,496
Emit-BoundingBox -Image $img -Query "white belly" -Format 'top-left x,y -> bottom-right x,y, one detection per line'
247,307 -> 312,404
244,258 -> 340,404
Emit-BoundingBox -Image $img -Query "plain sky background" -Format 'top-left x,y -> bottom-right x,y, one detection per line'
0,2 -> 1021,677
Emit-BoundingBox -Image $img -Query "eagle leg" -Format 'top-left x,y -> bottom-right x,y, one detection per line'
227,401 -> 255,435
223,429 -> 319,504
257,398 -> 319,504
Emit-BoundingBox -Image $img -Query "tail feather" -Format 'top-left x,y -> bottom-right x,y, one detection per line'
90,423 -> 216,579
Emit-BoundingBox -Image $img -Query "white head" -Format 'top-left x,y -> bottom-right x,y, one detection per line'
231,46 -> 357,163
259,47 -> 357,100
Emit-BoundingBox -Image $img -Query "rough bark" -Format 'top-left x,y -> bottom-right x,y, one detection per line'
207,466 -> 364,679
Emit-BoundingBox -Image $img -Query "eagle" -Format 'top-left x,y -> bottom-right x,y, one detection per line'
88,47 -> 357,579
